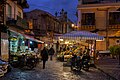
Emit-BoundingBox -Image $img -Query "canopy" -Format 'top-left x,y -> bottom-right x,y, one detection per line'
9,29 -> 44,43
59,31 -> 104,40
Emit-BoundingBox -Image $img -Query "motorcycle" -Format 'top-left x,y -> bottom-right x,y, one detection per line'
82,59 -> 90,71
19,55 -> 36,70
70,56 -> 82,71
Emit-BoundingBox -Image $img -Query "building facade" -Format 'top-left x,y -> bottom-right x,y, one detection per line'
24,9 -> 73,43
77,0 -> 120,50
0,0 -> 29,61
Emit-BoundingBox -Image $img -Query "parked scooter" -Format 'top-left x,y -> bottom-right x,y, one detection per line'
19,54 -> 36,70
82,49 -> 91,71
70,54 -> 82,71
82,58 -> 90,71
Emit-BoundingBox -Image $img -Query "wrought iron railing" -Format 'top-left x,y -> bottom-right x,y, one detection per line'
6,16 -> 28,29
108,24 -> 120,29
81,25 -> 96,30
82,0 -> 120,4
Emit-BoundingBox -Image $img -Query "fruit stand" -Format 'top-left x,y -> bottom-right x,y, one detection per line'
57,31 -> 104,64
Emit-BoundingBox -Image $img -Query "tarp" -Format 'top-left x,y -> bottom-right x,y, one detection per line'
59,31 -> 104,40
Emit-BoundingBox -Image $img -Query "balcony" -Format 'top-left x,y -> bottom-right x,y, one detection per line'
78,0 -> 120,9
47,25 -> 53,31
6,16 -> 28,30
108,25 -> 120,29
33,29 -> 47,36
82,0 -> 120,4
17,0 -> 29,8
17,16 -> 28,29
80,25 -> 96,30
6,17 -> 17,26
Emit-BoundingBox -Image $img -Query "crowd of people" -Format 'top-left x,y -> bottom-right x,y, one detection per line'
40,45 -> 92,69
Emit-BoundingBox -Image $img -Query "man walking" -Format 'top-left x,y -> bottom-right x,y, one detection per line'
48,45 -> 55,61
41,47 -> 48,69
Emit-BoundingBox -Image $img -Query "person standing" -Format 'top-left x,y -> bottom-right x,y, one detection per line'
41,47 -> 48,69
48,45 -> 55,61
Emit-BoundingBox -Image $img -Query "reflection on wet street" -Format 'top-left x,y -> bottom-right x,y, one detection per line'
0,60 -> 107,80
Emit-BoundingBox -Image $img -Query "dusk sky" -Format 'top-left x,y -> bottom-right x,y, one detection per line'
25,0 -> 78,23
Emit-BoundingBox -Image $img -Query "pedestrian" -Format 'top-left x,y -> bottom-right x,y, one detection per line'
48,45 -> 55,61
41,47 -> 48,69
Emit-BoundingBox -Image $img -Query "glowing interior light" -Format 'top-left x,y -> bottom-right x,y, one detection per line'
22,41 -> 25,43
30,41 -> 32,44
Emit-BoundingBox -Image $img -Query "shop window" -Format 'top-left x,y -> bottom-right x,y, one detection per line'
81,13 -> 95,25
109,12 -> 120,25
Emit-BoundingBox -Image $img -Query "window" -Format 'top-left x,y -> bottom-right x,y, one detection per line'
109,12 -> 120,25
81,13 -> 95,25
8,4 -> 12,18
33,19 -> 37,29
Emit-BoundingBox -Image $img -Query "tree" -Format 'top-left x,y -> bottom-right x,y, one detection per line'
109,45 -> 120,59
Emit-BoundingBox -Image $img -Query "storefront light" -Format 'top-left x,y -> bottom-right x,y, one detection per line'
30,41 -> 32,44
72,24 -> 75,27
22,41 -> 25,43
96,40 -> 104,41
65,41 -> 69,44
45,44 -> 48,47
59,39 -> 63,41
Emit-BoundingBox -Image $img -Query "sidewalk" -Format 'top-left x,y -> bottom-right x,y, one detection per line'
96,57 -> 120,80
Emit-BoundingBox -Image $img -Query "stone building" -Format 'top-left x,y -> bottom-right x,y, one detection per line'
0,0 -> 29,61
24,9 -> 73,44
55,9 -> 74,33
77,0 -> 120,50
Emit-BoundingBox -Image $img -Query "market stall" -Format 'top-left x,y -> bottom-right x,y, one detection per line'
8,30 -> 43,68
57,31 -> 104,64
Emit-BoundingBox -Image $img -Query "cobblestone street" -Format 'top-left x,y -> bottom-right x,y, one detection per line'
0,59 -> 108,80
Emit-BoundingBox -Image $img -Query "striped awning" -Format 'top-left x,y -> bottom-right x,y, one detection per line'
59,31 -> 104,40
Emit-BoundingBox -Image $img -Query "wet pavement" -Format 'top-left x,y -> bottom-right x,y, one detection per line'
96,57 -> 120,80
0,59 -> 108,80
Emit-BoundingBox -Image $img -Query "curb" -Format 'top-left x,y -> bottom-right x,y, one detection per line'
95,66 -> 118,80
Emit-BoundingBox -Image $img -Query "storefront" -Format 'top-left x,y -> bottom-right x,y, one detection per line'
9,30 -> 44,53
8,29 -> 44,67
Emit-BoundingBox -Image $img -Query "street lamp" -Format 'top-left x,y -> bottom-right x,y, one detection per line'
72,24 -> 75,27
